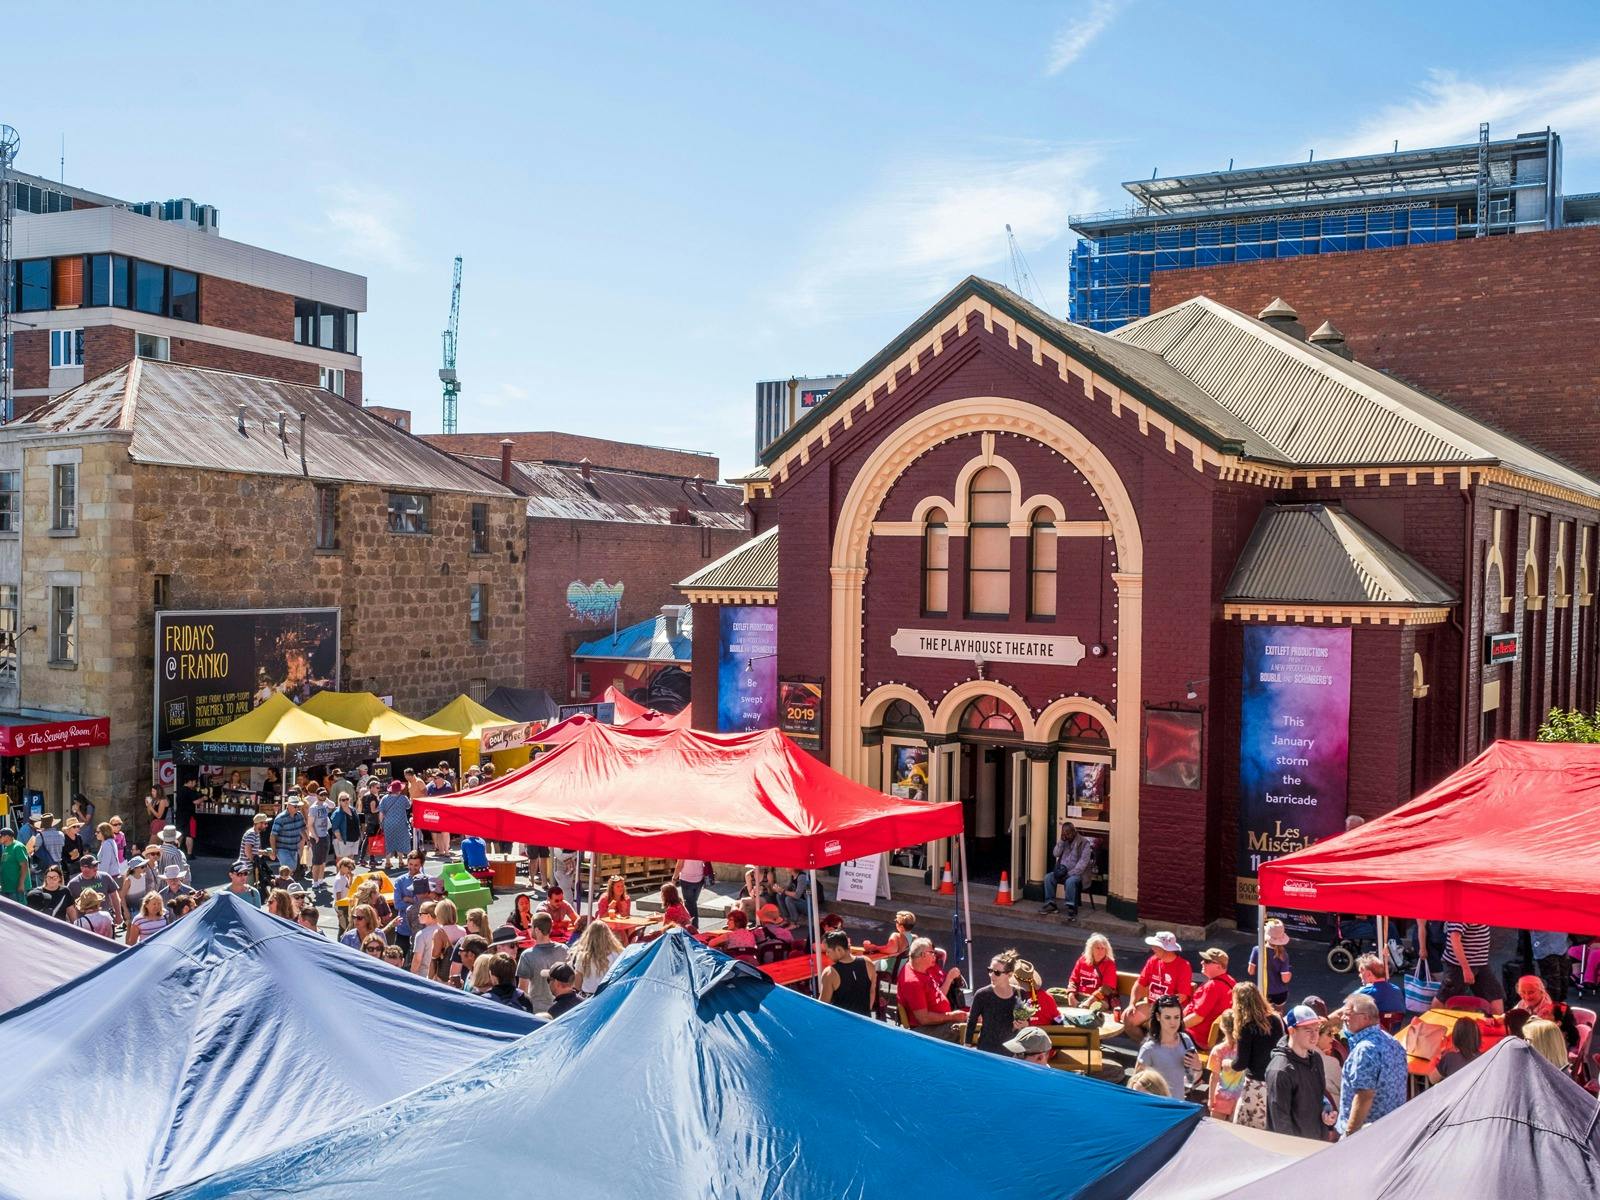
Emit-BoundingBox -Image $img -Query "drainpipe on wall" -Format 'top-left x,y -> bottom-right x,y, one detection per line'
1458,487 -> 1475,764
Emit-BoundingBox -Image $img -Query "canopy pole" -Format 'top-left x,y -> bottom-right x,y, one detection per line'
587,851 -> 597,918
1377,914 -> 1390,973
1256,900 -> 1270,1001
808,868 -> 823,998
957,832 -> 974,999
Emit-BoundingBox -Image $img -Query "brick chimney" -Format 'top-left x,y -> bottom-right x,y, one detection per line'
1257,297 -> 1307,341
499,438 -> 514,484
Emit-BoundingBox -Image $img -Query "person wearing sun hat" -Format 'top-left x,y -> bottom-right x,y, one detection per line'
378,778 -> 412,871
1124,931 -> 1195,1041
156,824 -> 192,885
1249,918 -> 1293,1010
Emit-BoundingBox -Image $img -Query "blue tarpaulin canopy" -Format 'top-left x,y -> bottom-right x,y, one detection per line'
166,931 -> 1202,1200
0,894 -> 539,1200
0,894 -> 118,1014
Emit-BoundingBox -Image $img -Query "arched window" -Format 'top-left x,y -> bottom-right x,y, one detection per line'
882,699 -> 925,732
1028,507 -> 1057,619
959,695 -> 1022,737
1060,711 -> 1108,746
966,466 -> 1011,616
922,507 -> 949,616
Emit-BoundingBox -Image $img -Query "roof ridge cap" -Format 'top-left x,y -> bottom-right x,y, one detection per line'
120,357 -> 142,431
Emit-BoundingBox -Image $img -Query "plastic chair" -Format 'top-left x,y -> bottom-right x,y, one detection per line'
875,954 -> 905,1022
1570,1006 -> 1595,1081
439,863 -> 492,917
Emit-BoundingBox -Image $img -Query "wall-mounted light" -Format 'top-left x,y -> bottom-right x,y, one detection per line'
1185,676 -> 1211,701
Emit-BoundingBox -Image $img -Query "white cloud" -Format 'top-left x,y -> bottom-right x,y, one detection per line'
1046,0 -> 1127,76
318,184 -> 417,270
1323,56 -> 1600,159
785,144 -> 1103,322
482,382 -> 531,413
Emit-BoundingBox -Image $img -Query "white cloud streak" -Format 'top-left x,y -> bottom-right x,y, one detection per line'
318,184 -> 418,270
1322,56 -> 1600,159
785,144 -> 1103,321
1046,0 -> 1127,76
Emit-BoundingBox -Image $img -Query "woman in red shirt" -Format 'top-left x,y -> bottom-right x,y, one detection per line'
1065,932 -> 1119,1012
1012,958 -> 1061,1025
597,875 -> 631,918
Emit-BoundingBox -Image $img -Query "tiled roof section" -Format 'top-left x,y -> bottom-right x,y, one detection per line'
1112,296 -> 1600,494
573,608 -> 693,663
678,526 -> 777,592
455,457 -> 746,528
1225,504 -> 1457,606
21,360 -> 514,495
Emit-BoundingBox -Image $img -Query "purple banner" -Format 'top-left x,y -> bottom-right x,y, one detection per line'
1236,625 -> 1351,932
717,607 -> 777,732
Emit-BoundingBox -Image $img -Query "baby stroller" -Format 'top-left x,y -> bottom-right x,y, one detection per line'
1325,913 -> 1411,975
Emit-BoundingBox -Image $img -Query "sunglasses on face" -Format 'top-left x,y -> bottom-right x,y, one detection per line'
989,967 -> 1012,975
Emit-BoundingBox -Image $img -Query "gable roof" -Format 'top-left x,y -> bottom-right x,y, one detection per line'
17,359 -> 515,496
458,455 -> 747,528
763,277 -> 1600,501
573,607 -> 692,663
1226,504 -> 1457,607
678,525 -> 777,593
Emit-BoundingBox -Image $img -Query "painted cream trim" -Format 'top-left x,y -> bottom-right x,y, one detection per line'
870,521 -> 927,537
828,395 -> 1144,904
1412,653 -> 1429,700
1223,603 -> 1452,626
680,589 -> 777,606
860,683 -> 936,731
1482,678 -> 1502,714
931,679 -> 1039,740
1057,520 -> 1112,537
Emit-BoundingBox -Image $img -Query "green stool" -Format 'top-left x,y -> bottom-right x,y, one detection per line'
439,862 -> 492,918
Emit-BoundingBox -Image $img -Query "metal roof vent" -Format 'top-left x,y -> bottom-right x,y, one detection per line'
1308,320 -> 1353,359
1257,297 -> 1306,341
579,457 -> 592,481
236,404 -> 248,435
277,411 -> 288,441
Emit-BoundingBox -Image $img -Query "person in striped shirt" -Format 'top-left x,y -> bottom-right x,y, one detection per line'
1440,921 -> 1504,1014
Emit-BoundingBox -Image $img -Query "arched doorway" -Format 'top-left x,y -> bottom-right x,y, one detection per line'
955,695 -> 1024,881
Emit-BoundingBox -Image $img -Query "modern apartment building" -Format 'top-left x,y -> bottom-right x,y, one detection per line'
754,375 -> 847,458
4,169 -> 364,418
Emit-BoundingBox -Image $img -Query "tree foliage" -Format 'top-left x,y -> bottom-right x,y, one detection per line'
1535,708 -> 1600,744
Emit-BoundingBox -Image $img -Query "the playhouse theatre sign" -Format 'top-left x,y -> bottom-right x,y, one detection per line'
889,628 -> 1087,667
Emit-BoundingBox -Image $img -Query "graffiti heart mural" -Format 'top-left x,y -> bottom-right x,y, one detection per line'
566,579 -> 626,624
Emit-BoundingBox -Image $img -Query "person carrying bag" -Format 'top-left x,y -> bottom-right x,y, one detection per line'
1404,958 -> 1442,1013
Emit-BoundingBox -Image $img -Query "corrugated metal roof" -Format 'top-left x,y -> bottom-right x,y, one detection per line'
1113,297 -> 1600,494
678,526 -> 777,592
573,608 -> 693,662
1226,504 -> 1457,606
457,456 -> 746,528
20,360 -> 513,495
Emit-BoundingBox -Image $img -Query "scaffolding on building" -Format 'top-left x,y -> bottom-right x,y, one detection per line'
1068,127 -> 1565,331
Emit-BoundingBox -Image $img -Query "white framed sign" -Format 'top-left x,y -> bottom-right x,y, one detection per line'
889,628 -> 1086,667
834,855 -> 882,904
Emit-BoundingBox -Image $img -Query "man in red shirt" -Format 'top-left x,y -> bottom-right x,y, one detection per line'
897,937 -> 968,1041
1183,947 -> 1235,1048
1124,931 -> 1194,1041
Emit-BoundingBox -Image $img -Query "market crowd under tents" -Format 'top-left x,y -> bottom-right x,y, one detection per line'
0,895 -> 538,1200
0,895 -> 118,1015
164,932 -> 1202,1200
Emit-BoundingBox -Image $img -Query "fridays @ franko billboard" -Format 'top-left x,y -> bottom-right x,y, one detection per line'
717,607 -> 777,732
154,609 -> 340,756
1236,625 -> 1351,934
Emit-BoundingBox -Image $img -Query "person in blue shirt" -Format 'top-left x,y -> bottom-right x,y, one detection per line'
1352,953 -> 1408,1022
1338,994 -> 1408,1137
391,851 -> 437,958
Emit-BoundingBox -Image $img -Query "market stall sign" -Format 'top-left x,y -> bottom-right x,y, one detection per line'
1484,631 -> 1519,666
480,722 -> 535,753
889,628 -> 1087,667
0,716 -> 110,756
173,734 -> 380,768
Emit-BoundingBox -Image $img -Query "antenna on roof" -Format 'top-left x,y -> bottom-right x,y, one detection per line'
59,133 -> 64,184
1228,158 -> 1234,171
1308,149 -> 1315,162
1393,140 -> 1399,153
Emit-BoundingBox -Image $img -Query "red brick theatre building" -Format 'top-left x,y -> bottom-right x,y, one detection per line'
687,278 -> 1600,928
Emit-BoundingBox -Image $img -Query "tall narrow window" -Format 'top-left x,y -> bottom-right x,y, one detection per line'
52,257 -> 84,308
470,502 -> 489,553
966,466 -> 1011,616
50,586 -> 77,664
50,464 -> 77,532
0,584 -> 17,684
469,583 -> 488,641
922,507 -> 949,616
1028,507 -> 1058,618
315,485 -> 340,550
0,471 -> 17,533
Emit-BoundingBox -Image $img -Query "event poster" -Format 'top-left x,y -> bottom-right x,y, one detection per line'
1236,625 -> 1352,932
887,743 -> 929,800
717,607 -> 778,732
778,679 -> 823,748
154,608 -> 340,756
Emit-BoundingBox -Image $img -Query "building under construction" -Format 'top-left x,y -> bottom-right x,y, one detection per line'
1069,126 -> 1594,331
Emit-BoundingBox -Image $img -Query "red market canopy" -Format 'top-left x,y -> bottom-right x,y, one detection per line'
1258,740 -> 1600,935
414,723 -> 963,869
605,686 -> 692,730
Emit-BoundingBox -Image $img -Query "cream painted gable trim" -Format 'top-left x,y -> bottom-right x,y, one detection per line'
1223,603 -> 1451,627
680,589 -> 777,606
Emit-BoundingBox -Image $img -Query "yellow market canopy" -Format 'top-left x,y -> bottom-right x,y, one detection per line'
175,693 -> 381,768
300,691 -> 461,758
423,695 -> 532,770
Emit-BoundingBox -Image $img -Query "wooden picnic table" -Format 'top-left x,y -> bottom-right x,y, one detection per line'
600,913 -> 653,944
756,946 -> 871,987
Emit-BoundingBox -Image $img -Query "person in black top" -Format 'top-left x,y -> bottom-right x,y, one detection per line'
966,950 -> 1028,1054
818,930 -> 877,1016
482,952 -> 536,1012
1228,982 -> 1287,1129
543,962 -> 584,1019
27,864 -> 71,919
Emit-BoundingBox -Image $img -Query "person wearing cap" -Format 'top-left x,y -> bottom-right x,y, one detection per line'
0,825 -> 30,902
238,812 -> 273,892
515,912 -> 569,1014
65,855 -> 110,919
1004,1025 -> 1054,1065
1183,948 -> 1237,1048
156,825 -> 192,885
1124,931 -> 1194,1040
1248,919 -> 1294,1010
223,860 -> 262,907
378,779 -> 411,872
1267,1005 -> 1332,1140
542,961 -> 583,1019
121,843 -> 163,914
269,798 -> 307,878
306,787 -> 335,883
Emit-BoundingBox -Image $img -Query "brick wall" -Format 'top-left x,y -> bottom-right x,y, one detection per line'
364,404 -> 410,431
199,274 -> 295,341
427,432 -> 719,480
524,517 -> 745,698
1149,226 -> 1600,476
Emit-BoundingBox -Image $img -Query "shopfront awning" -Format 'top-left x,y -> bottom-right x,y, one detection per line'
0,711 -> 111,756
176,693 -> 380,768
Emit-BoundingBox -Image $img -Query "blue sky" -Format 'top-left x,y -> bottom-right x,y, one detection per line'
7,2 -> 1598,472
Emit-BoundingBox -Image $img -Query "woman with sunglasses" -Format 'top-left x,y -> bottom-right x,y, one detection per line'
966,950 -> 1028,1054
26,864 -> 71,919
1135,994 -> 1203,1099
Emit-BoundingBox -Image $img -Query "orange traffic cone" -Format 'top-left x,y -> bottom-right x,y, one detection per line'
939,861 -> 955,895
995,871 -> 1013,906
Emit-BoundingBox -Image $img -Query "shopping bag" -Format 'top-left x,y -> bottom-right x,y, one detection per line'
1403,959 -> 1442,1013
367,833 -> 386,858
1401,1015 -> 1448,1062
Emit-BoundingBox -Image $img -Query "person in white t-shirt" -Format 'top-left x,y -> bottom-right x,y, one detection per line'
673,858 -> 711,924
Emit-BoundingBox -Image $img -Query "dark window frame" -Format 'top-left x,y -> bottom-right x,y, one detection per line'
470,502 -> 489,554
386,492 -> 432,535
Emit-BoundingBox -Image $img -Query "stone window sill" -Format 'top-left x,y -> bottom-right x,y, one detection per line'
47,659 -> 77,671
47,528 -> 79,538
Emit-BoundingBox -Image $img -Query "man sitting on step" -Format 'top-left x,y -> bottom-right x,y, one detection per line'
1040,821 -> 1094,919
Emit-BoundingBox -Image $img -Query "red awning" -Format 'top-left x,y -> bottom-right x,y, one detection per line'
415,723 -> 963,869
605,687 -> 693,730
0,714 -> 110,757
1258,740 -> 1600,935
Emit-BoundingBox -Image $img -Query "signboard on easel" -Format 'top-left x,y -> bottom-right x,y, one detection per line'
834,855 -> 882,904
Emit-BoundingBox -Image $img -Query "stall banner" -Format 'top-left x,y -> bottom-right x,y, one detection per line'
717,607 -> 777,732
154,609 -> 340,757
0,716 -> 111,757
778,680 -> 822,748
1236,625 -> 1352,933
835,856 -> 882,904
480,722 -> 535,754
174,734 -> 379,769
558,702 -> 616,724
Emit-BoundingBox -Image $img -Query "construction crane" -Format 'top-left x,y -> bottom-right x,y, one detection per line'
0,125 -> 19,425
439,256 -> 462,434
1004,224 -> 1040,307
